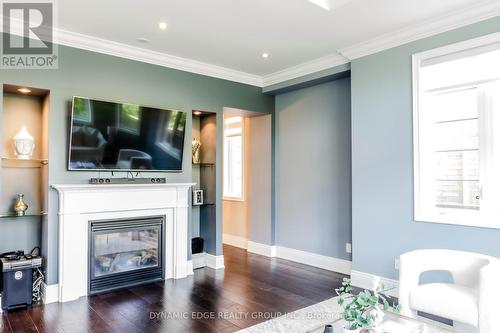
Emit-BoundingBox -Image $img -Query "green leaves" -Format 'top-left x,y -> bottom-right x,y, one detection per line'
336,278 -> 353,298
382,297 -> 389,311
335,278 -> 400,329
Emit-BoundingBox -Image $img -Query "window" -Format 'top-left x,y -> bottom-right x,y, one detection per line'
413,34 -> 500,228
156,111 -> 186,159
73,97 -> 92,124
118,103 -> 141,134
224,116 -> 244,200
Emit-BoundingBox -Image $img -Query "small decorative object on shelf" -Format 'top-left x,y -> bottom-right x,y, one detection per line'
13,194 -> 28,216
13,126 -> 35,159
335,278 -> 400,333
193,189 -> 204,205
192,138 -> 201,164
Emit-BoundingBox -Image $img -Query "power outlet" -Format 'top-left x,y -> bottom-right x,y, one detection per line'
394,258 -> 400,270
345,243 -> 352,254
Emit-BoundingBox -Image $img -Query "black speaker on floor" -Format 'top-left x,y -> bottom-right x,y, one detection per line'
192,237 -> 204,254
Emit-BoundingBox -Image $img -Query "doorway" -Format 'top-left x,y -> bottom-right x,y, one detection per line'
222,108 -> 272,252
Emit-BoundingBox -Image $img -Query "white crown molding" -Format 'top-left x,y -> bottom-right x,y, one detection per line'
53,29 -> 264,87
339,1 -> 500,60
1,17 -> 263,86
2,1 -> 500,88
262,53 -> 349,87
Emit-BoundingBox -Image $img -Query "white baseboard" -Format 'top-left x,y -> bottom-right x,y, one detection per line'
191,252 -> 224,270
223,233 -> 248,249
186,260 -> 194,275
245,241 -> 351,276
192,252 -> 207,269
206,254 -> 225,269
276,246 -> 352,275
42,283 -> 59,304
350,270 -> 399,298
247,241 -> 277,257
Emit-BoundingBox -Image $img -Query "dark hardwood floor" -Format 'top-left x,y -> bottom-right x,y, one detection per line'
1,245 -> 347,333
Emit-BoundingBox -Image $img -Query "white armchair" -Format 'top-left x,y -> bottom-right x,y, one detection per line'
399,249 -> 500,333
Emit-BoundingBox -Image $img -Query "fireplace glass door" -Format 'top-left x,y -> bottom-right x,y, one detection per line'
89,217 -> 164,293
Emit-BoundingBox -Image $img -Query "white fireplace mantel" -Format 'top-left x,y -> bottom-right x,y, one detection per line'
51,183 -> 194,303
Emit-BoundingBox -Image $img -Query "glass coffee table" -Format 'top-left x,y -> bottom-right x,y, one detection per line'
308,310 -> 456,333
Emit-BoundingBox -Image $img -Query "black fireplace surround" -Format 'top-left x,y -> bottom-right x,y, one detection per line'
88,216 -> 165,294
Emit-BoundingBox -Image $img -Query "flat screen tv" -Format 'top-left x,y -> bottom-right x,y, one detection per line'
68,96 -> 186,171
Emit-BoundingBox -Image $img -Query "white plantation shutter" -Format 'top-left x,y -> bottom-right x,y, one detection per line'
414,40 -> 500,228
224,117 -> 243,199
429,88 -> 480,210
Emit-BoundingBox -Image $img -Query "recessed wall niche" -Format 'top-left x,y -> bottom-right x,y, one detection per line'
191,110 -> 217,257
0,84 -> 50,253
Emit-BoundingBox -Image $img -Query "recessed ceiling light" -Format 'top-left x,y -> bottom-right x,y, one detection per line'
158,22 -> 168,30
193,111 -> 202,116
262,53 -> 269,59
17,88 -> 31,94
137,37 -> 149,43
309,0 -> 330,11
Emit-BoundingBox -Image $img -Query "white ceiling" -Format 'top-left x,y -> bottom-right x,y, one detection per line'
55,0 -> 500,85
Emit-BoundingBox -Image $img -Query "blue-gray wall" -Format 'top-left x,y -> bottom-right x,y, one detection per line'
0,38 -> 274,284
351,16 -> 500,280
247,115 -> 273,245
275,78 -> 352,260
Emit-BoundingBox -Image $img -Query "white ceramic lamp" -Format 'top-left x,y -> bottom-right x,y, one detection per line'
13,126 -> 35,159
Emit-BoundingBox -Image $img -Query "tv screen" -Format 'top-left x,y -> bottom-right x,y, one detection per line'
68,96 -> 186,171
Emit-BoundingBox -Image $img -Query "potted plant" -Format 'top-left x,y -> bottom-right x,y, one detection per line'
335,278 -> 399,333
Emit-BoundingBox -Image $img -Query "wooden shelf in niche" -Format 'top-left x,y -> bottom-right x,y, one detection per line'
1,157 -> 48,168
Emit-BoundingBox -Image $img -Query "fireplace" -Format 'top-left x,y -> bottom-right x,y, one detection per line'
52,183 -> 192,302
88,216 -> 164,293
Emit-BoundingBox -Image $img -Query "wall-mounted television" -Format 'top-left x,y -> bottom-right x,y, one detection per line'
68,96 -> 186,172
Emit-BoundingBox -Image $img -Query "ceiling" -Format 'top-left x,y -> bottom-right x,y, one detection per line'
53,0 -> 500,86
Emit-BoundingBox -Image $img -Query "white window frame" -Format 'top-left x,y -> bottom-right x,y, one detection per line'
155,111 -> 184,160
223,117 -> 244,201
117,103 -> 141,136
73,97 -> 93,124
412,32 -> 500,229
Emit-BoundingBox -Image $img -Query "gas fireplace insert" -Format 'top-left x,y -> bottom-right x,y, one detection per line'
88,216 -> 164,293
